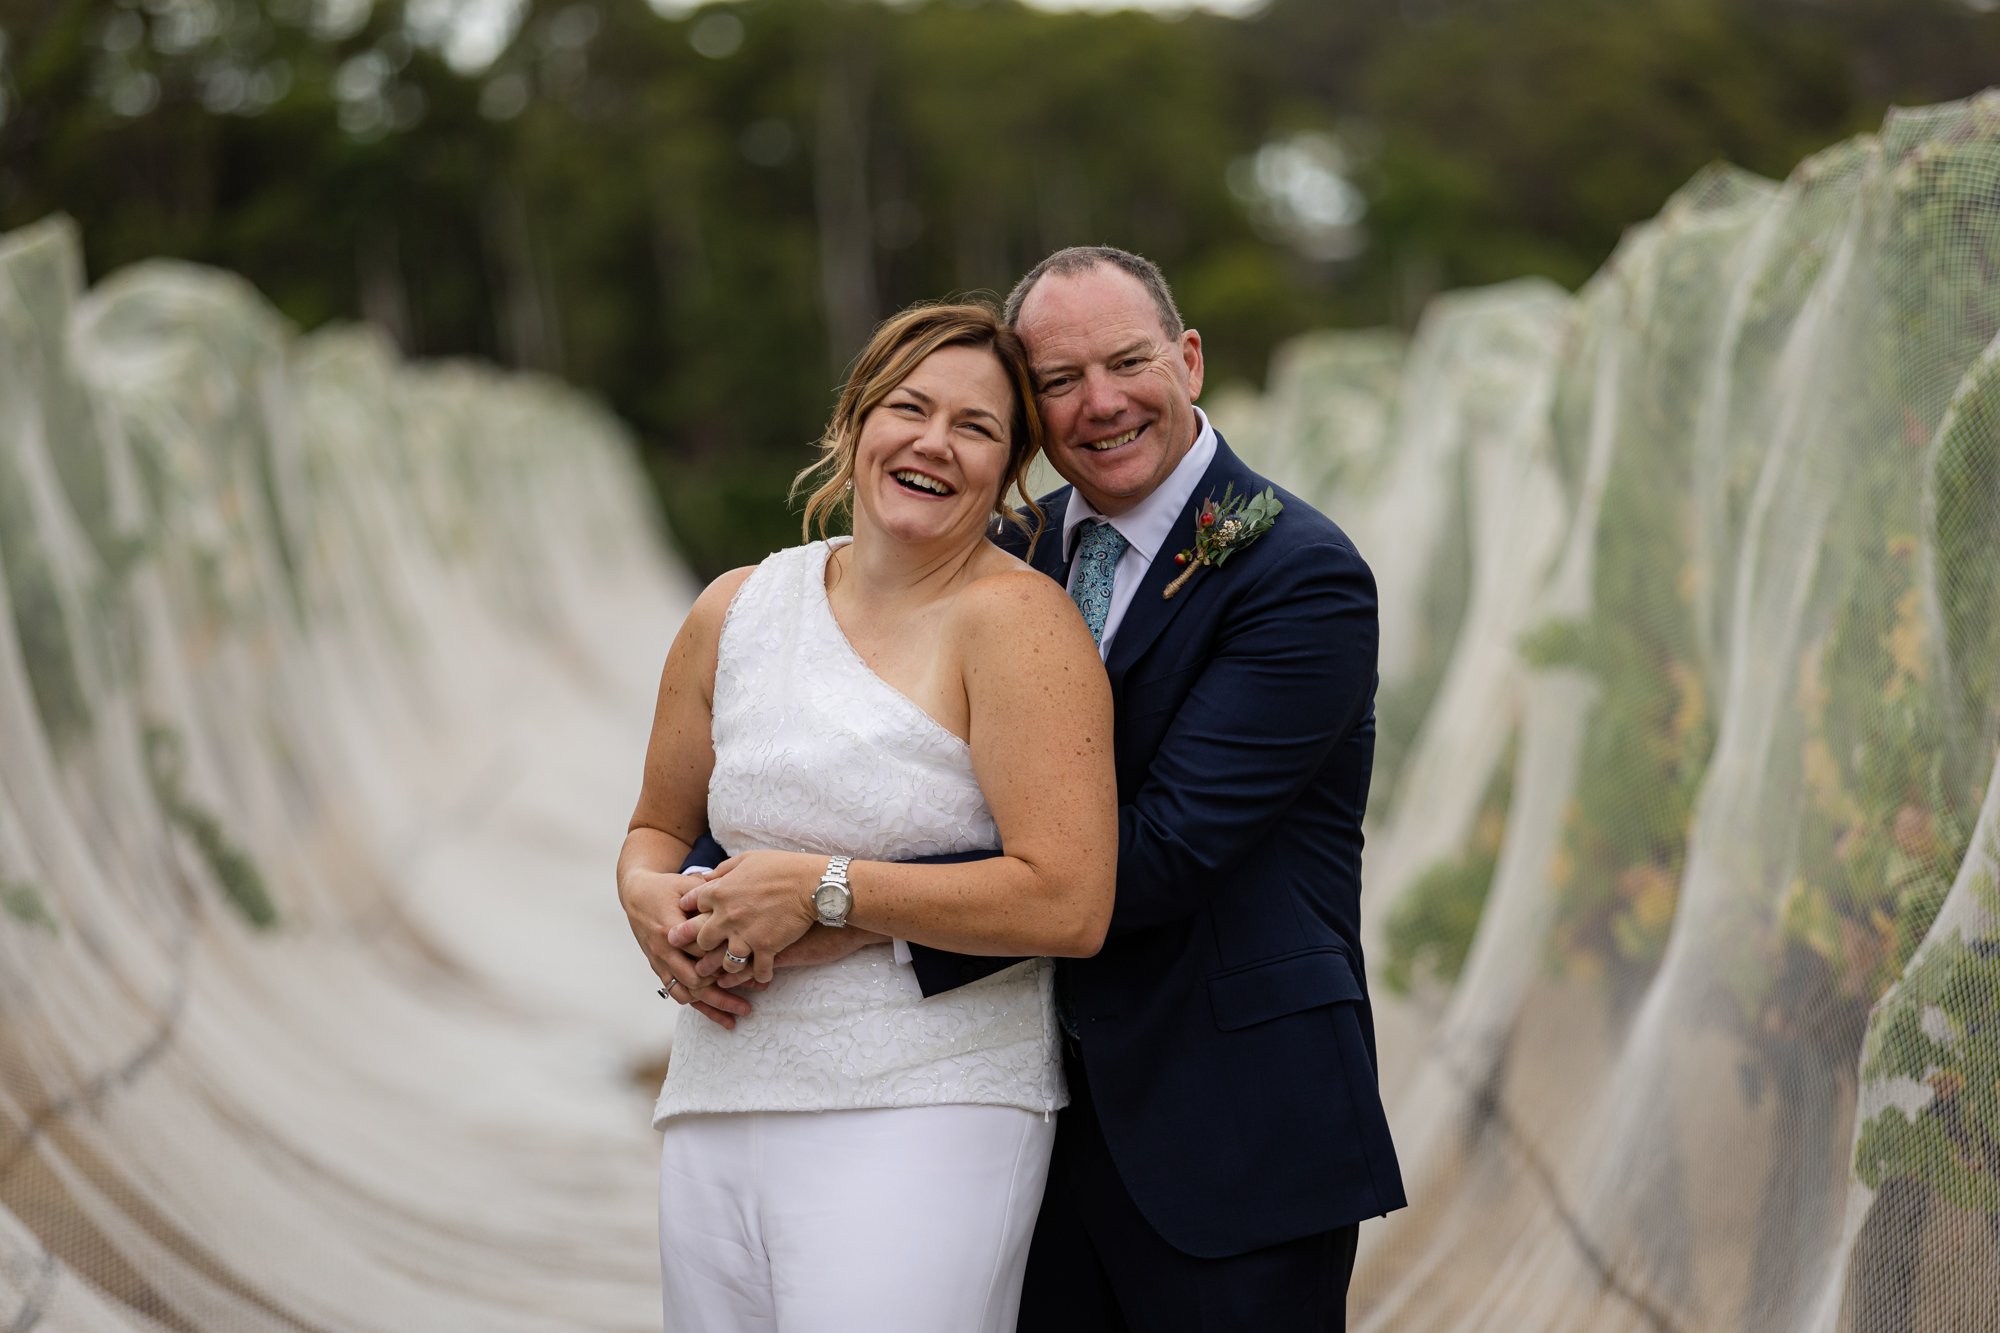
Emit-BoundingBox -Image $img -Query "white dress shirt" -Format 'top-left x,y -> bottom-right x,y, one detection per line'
1059,409 -> 1218,659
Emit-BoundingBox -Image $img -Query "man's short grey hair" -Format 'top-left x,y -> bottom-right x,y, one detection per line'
1002,245 -> 1185,339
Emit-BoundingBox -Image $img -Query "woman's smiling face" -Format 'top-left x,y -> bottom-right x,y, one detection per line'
851,342 -> 1016,551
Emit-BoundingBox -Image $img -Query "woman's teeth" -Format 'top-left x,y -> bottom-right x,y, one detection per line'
893,470 -> 953,495
1086,426 -> 1141,452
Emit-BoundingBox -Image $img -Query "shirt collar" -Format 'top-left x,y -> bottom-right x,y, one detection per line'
1061,408 -> 1217,564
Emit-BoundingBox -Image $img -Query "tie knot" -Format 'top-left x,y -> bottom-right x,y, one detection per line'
1077,520 -> 1128,566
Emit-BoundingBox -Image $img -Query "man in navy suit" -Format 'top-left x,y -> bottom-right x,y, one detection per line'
666,247 -> 1403,1328
974,247 -> 1403,1328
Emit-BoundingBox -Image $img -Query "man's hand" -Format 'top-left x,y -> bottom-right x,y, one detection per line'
711,923 -> 887,988
620,868 -> 755,1029
670,851 -> 822,984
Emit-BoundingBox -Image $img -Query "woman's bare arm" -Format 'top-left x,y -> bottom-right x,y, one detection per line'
679,569 -> 1116,976
616,567 -> 755,1025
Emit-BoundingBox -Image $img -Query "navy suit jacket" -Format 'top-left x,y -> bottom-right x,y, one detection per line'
688,435 -> 1404,1258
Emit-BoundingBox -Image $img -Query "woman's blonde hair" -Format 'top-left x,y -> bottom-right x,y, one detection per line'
794,300 -> 1045,550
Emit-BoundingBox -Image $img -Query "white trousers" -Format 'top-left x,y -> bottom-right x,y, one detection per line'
658,1104 -> 1055,1333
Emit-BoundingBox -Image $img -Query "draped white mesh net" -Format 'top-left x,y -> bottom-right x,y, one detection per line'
0,216 -> 692,1330
5,86 -> 2000,1330
1219,90 -> 2000,1331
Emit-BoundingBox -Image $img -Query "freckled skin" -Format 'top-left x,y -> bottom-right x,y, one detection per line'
677,568 -> 1114,971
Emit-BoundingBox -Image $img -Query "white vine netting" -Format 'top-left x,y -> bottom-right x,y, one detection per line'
1219,90 -> 2000,1331
0,216 -> 692,1330
5,88 -> 2000,1330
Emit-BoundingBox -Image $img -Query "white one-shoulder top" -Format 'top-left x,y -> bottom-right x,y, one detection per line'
652,540 -> 1063,1124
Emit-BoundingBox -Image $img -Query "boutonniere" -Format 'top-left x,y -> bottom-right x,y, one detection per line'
1164,485 -> 1282,599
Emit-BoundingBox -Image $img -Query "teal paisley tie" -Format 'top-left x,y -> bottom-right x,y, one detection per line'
1069,520 -> 1129,646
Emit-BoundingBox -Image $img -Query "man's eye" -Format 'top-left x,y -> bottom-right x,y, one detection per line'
1039,378 -> 1073,394
1116,358 -> 1143,371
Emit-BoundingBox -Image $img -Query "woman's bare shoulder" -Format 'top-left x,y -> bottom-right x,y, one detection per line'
688,565 -> 758,624
952,553 -> 1108,732
952,558 -> 1091,654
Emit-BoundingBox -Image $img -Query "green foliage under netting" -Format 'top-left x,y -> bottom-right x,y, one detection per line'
1,879 -> 57,934
1856,870 -> 2000,1217
1383,848 -> 1499,997
1771,537 -> 1972,1038
1383,752 -> 1512,995
1512,115 -> 1998,1043
1877,122 -> 2000,397
1521,378 -> 1714,989
0,449 -> 93,749
142,721 -> 278,929
1717,123 -> 2000,1059
1929,338 -> 2000,735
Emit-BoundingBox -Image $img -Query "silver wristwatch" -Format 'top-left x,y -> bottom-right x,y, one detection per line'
812,855 -> 853,927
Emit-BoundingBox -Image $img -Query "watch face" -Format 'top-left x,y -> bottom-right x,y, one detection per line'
814,884 -> 847,918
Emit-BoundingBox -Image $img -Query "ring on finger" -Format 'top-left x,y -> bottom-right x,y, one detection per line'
658,977 -> 682,1000
723,946 -> 751,968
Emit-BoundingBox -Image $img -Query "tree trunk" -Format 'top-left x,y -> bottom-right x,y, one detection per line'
813,43 -> 878,371
486,180 -> 561,373
356,220 -> 412,353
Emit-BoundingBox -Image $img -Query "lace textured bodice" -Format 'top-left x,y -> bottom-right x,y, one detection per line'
652,540 -> 1062,1123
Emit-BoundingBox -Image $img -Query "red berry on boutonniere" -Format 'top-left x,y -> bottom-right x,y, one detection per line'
1164,485 -> 1283,600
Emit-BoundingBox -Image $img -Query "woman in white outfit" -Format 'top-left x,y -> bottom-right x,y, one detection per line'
616,301 -> 1116,1332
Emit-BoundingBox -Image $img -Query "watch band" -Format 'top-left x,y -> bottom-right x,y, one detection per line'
815,855 -> 853,927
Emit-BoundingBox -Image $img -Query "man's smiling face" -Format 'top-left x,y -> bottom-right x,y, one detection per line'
1015,264 -> 1204,517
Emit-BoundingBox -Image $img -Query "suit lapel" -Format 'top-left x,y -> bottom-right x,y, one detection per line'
1103,437 -> 1259,689
1029,489 -> 1074,585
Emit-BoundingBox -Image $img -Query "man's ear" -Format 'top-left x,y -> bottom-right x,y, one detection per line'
1181,328 -> 1205,401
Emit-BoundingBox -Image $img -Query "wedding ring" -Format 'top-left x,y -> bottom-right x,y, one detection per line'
723,947 -> 751,967
659,978 -> 682,999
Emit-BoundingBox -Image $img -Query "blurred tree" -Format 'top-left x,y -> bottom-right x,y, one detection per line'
3,0 -> 1995,576
1357,0 -> 1859,302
